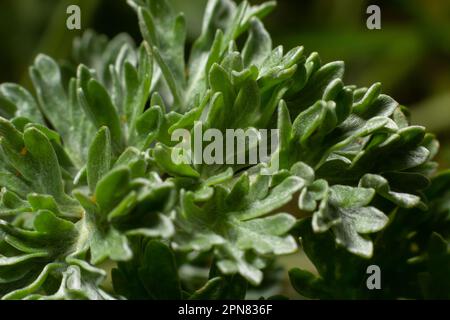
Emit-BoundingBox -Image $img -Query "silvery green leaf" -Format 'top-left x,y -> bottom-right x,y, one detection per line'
30,55 -> 70,134
242,18 -> 272,68
312,185 -> 388,258
87,127 -> 112,192
359,174 -> 423,209
176,174 -> 301,285
0,84 -> 44,124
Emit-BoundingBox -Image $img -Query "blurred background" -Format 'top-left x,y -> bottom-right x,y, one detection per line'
0,0 -> 449,298
1,0 -> 449,169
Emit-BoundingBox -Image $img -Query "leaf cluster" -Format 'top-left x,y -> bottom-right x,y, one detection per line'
0,0 -> 448,299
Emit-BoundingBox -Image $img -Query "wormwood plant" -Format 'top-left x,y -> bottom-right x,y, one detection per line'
0,0 -> 448,300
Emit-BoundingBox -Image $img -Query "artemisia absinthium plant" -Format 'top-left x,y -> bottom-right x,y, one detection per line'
0,0 -> 448,299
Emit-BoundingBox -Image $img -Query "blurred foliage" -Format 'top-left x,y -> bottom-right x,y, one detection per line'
1,0 -> 449,166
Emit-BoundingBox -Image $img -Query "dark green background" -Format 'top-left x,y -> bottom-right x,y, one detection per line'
0,0 -> 449,167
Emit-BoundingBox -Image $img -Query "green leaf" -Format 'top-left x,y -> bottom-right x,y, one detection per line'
289,268 -> 330,299
289,61 -> 345,115
189,277 -> 224,300
135,106 -> 163,148
330,185 -> 375,208
77,66 -> 124,153
311,185 -> 388,257
89,226 -> 132,265
137,2 -> 185,109
2,263 -> 64,300
33,210 -> 77,240
75,191 -> 132,265
292,100 -> 327,146
236,176 -> 305,220
0,84 -> 44,124
138,241 -> 182,300
21,128 -> 68,203
29,55 -> 69,134
242,18 -> 272,68
125,43 -> 153,144
359,174 -> 423,209
95,167 -> 131,213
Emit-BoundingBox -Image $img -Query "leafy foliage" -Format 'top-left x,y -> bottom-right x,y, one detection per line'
0,0 -> 448,300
